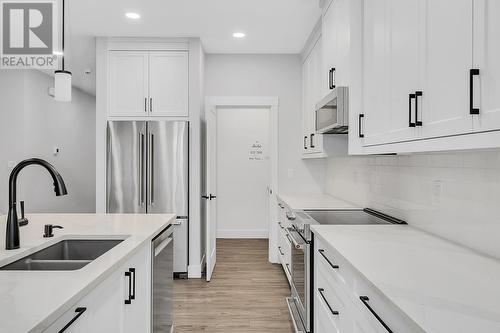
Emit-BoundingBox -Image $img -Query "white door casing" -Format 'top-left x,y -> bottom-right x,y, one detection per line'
205,107 -> 217,282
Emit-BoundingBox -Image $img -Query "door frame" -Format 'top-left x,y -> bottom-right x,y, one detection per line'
204,96 -> 280,271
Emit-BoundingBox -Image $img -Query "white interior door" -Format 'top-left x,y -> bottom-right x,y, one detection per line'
216,107 -> 270,238
205,108 -> 217,282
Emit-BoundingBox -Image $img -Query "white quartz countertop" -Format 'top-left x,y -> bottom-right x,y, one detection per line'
278,193 -> 359,210
311,225 -> 500,332
0,213 -> 175,333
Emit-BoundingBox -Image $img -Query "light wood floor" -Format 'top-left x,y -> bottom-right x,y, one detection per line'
173,239 -> 294,332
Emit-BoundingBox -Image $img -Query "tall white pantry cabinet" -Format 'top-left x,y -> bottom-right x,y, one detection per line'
96,38 -> 205,278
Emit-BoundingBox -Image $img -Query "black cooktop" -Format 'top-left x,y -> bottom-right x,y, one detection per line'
303,208 -> 407,225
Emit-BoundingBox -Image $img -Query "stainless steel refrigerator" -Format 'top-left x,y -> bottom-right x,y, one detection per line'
107,121 -> 188,275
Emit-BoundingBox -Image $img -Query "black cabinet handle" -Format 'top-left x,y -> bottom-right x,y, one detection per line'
150,97 -> 153,112
318,288 -> 339,316
310,133 -> 315,148
359,296 -> 393,333
59,307 -> 87,332
470,69 -> 480,115
329,69 -> 332,89
278,246 -> 285,256
409,93 -> 416,127
329,68 -> 336,89
125,271 -> 132,304
201,195 -> 209,199
144,98 -> 147,112
415,91 -> 423,126
359,114 -> 365,138
318,249 -> 339,269
129,268 -> 136,300
210,194 -> 217,200
304,136 -> 308,150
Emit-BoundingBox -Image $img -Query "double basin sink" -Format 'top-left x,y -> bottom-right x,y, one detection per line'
0,239 -> 124,271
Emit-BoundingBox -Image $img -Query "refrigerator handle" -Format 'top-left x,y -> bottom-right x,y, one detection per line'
148,132 -> 155,206
139,132 -> 145,206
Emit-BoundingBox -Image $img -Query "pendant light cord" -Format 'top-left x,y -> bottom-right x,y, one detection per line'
62,0 -> 65,70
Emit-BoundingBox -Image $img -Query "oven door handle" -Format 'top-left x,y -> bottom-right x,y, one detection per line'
288,230 -> 305,250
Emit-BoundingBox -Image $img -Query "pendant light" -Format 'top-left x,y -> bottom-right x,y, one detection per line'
54,0 -> 71,102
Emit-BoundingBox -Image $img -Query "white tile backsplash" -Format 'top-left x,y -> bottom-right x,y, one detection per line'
326,150 -> 500,259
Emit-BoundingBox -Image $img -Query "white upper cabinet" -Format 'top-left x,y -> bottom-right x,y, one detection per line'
472,0 -> 500,132
419,0 -> 474,139
362,0 -> 391,146
108,50 -> 189,118
149,51 -> 189,117
109,51 -> 149,117
302,37 -> 325,157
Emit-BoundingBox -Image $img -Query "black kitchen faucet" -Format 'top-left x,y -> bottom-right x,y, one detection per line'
5,159 -> 67,250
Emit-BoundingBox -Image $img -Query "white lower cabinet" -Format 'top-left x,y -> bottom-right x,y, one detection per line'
314,236 -> 424,333
44,243 -> 151,333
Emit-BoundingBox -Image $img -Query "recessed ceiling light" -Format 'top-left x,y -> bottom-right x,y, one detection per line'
233,32 -> 246,39
125,12 -> 141,20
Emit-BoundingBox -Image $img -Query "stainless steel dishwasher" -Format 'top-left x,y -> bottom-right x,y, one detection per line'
152,226 -> 174,332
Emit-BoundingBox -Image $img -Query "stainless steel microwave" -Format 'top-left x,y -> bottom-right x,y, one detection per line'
315,87 -> 349,134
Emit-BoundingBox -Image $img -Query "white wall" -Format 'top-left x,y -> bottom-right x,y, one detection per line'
0,70 -> 96,215
216,107 -> 270,238
326,150 -> 500,259
205,54 -> 327,195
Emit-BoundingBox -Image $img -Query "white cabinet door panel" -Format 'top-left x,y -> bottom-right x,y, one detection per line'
149,51 -> 189,117
109,51 -> 149,117
362,0 -> 392,145
419,0 -> 474,139
473,0 -> 500,132
386,0 -> 421,144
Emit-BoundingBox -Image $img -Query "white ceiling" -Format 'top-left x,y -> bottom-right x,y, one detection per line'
65,0 -> 321,95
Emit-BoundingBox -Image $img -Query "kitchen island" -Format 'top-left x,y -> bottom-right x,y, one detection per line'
0,213 -> 175,332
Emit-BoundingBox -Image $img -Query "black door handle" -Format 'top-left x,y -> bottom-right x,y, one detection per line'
470,68 -> 480,115
415,91 -> 423,126
359,296 -> 393,333
202,195 -> 209,199
59,307 -> 87,332
129,268 -> 136,300
310,133 -> 315,148
304,136 -> 308,150
125,271 -> 132,304
359,114 -> 365,138
409,93 -> 416,127
210,194 -> 217,200
329,68 -> 336,89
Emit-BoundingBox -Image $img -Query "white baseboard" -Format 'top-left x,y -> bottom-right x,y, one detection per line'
217,229 -> 269,239
187,254 -> 206,279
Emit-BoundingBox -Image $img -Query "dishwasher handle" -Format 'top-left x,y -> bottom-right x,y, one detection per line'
154,236 -> 173,257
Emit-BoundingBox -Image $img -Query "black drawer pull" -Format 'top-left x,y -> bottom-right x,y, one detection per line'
359,114 -> 365,138
278,246 -> 285,256
125,271 -> 132,304
304,136 -> 308,150
408,94 -> 416,127
415,91 -> 423,126
310,133 -> 315,148
329,68 -> 336,89
318,249 -> 339,269
318,288 -> 339,316
286,233 -> 292,244
470,68 -> 480,115
129,268 -> 136,300
59,307 -> 87,332
359,296 -> 393,333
